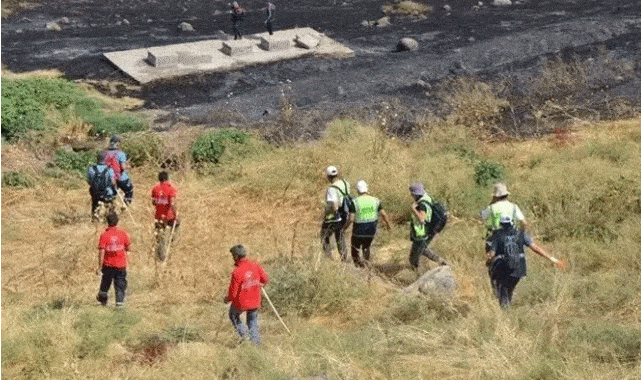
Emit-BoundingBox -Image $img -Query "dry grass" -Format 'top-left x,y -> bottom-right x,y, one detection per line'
2,114 -> 641,379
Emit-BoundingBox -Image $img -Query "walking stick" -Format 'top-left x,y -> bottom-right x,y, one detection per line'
261,287 -> 291,335
213,302 -> 230,344
117,191 -> 139,227
163,215 -> 178,263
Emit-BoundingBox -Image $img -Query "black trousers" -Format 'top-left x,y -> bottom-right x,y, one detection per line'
409,234 -> 443,268
491,275 -> 520,309
321,220 -> 347,261
97,266 -> 127,305
351,235 -> 374,267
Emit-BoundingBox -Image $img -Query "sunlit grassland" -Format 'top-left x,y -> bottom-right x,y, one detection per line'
2,117 -> 640,379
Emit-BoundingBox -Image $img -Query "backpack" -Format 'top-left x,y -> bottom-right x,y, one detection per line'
490,227 -> 526,278
331,180 -> 353,222
104,150 -> 121,180
420,198 -> 448,234
90,165 -> 111,200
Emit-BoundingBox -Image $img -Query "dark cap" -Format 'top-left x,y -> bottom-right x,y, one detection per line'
230,244 -> 247,258
409,183 -> 425,197
110,135 -> 121,144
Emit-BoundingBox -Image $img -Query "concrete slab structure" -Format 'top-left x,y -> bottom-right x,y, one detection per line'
103,27 -> 353,84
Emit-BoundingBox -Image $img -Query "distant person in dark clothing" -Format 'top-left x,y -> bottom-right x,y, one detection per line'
264,2 -> 275,35
231,1 -> 245,40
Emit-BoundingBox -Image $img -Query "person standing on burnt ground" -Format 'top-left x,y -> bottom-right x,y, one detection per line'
231,1 -> 245,40
264,2 -> 275,35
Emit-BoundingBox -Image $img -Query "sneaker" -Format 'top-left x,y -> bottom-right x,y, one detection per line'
115,302 -> 125,308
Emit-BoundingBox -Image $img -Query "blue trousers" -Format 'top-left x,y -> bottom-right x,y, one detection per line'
229,305 -> 260,345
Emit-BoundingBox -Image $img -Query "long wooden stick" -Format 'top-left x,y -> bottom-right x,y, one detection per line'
261,287 -> 291,335
117,191 -> 139,227
163,219 -> 177,262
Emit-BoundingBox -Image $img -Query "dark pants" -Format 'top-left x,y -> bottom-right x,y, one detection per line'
90,191 -> 114,219
229,305 -> 260,345
491,275 -> 520,309
321,221 -> 347,261
265,20 -> 273,35
409,235 -> 445,269
232,20 -> 242,39
117,178 -> 134,204
97,266 -> 127,306
351,235 -> 374,267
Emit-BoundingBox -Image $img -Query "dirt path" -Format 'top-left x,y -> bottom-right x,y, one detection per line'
2,0 -> 640,122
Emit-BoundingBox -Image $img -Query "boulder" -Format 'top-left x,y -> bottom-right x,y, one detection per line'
178,22 -> 195,33
376,16 -> 391,27
403,265 -> 456,296
46,21 -> 62,32
396,37 -> 418,52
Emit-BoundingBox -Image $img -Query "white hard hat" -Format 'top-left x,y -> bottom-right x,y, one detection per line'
356,180 -> 368,193
326,166 -> 338,177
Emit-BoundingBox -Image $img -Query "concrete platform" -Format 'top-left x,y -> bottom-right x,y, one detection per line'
103,27 -> 354,84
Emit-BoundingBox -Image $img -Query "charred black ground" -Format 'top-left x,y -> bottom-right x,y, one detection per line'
2,0 -> 640,130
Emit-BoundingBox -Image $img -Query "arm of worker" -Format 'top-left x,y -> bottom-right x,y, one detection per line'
412,201 -> 427,224
528,242 -> 562,266
97,248 -> 105,275
379,209 -> 391,230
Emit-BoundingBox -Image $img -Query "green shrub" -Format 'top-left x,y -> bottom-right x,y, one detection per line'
191,128 -> 251,164
54,149 -> 97,172
474,159 -> 506,187
121,133 -> 165,167
2,171 -> 35,188
74,309 -> 140,358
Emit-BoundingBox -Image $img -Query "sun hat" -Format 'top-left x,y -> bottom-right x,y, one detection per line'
493,183 -> 510,198
356,180 -> 368,194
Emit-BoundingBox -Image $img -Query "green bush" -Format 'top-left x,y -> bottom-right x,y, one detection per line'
474,159 -> 506,187
0,77 -> 79,141
2,171 -> 35,188
74,309 -> 140,358
191,128 -> 251,164
54,149 -> 97,172
121,133 -> 165,167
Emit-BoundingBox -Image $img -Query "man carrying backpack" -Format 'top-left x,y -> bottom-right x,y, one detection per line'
321,166 -> 351,261
486,215 -> 564,309
104,135 -> 134,206
86,151 -> 117,221
348,180 -> 390,267
408,183 -> 448,270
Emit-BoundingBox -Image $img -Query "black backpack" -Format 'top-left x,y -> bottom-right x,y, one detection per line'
331,180 -> 353,222
421,198 -> 448,234
490,227 -> 527,278
89,165 -> 111,200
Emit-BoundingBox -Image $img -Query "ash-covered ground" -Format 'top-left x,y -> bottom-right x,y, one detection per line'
2,0 -> 640,127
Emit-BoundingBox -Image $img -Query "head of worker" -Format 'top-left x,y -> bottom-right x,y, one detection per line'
158,171 -> 169,182
109,135 -> 121,149
230,244 -> 247,264
492,182 -> 510,201
326,165 -> 338,182
106,211 -> 119,227
356,180 -> 368,195
97,150 -> 107,165
409,183 -> 425,201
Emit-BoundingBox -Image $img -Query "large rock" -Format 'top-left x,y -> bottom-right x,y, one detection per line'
492,0 -> 512,6
403,265 -> 456,296
46,21 -> 62,32
396,37 -> 418,52
178,22 -> 195,33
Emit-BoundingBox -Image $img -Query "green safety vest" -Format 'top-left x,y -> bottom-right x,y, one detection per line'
485,201 -> 518,231
411,194 -> 433,239
353,195 -> 380,224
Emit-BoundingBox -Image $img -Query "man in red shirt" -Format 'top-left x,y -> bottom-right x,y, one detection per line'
151,171 -> 179,260
97,212 -> 131,307
224,244 -> 269,345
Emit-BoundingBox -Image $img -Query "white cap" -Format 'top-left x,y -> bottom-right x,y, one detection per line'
499,215 -> 512,224
356,180 -> 368,194
326,166 -> 338,177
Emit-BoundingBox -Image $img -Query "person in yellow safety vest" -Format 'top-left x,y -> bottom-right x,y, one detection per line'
480,182 -> 528,252
480,183 -> 527,232
409,183 -> 448,270
347,180 -> 391,267
321,166 -> 351,261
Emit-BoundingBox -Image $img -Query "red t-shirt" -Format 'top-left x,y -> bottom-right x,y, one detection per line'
227,258 -> 269,310
98,226 -> 131,268
151,181 -> 177,221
